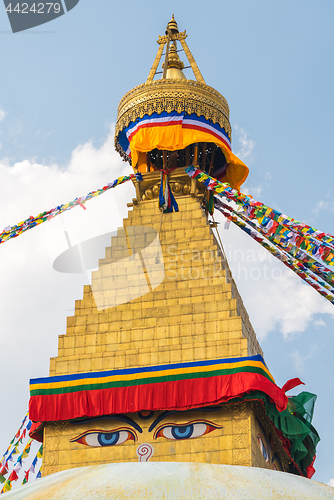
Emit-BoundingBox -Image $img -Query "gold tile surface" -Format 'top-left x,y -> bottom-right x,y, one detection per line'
44,195 -> 266,474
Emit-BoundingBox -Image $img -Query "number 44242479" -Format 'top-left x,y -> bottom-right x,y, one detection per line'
6,3 -> 61,14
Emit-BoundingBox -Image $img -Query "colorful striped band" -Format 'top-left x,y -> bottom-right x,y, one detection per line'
117,111 -> 231,158
29,355 -> 287,422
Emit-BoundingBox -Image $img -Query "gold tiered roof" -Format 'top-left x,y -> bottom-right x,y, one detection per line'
114,15 -> 231,163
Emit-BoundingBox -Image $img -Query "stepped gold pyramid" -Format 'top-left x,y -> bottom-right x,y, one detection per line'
28,17 -> 314,482
52,196 -> 262,376
43,196 -> 281,475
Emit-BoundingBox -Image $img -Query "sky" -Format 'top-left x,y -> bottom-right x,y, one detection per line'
0,0 -> 334,487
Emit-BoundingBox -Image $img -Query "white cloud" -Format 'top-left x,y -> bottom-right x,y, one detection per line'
0,108 -> 6,122
290,346 -> 318,375
233,125 -> 255,164
328,478 -> 334,487
243,268 -> 334,339
241,183 -> 263,199
242,171 -> 271,200
0,127 -> 134,455
214,209 -> 334,340
232,126 -> 272,200
312,200 -> 334,215
314,319 -> 326,327
0,128 -> 132,234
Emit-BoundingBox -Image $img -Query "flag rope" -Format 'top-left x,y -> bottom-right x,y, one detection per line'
186,166 -> 334,305
0,173 -> 143,246
213,199 -> 334,305
186,166 -> 334,267
215,197 -> 334,294
0,413 -> 42,493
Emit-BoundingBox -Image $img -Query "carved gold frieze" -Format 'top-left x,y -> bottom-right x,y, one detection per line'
157,31 -> 187,45
233,419 -> 250,435
115,79 -> 231,144
130,167 -> 205,202
225,402 -> 248,419
142,180 -> 191,201
43,422 -> 69,476
233,448 -> 250,466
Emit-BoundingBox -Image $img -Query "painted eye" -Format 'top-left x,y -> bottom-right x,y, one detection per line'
257,434 -> 269,463
71,428 -> 136,447
271,454 -> 282,471
155,421 -> 220,440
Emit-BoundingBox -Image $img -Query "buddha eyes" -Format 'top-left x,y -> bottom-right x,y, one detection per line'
154,421 -> 221,440
71,428 -> 136,447
257,434 -> 269,463
71,420 -> 221,447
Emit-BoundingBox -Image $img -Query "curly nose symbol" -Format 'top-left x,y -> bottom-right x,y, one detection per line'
136,443 -> 154,462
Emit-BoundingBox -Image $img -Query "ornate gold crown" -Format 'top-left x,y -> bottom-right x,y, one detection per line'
115,15 -> 231,163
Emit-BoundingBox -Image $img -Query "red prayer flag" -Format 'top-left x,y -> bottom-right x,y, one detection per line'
8,470 -> 18,482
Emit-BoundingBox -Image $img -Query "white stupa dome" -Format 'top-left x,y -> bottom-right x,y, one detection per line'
2,462 -> 334,499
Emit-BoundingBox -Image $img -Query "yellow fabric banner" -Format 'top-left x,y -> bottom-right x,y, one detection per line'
130,125 -> 249,189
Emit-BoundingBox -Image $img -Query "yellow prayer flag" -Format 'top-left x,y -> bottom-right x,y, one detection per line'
3,480 -> 12,492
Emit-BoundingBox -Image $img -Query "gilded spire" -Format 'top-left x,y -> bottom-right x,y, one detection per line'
162,40 -> 186,79
166,14 -> 179,36
162,16 -> 185,79
165,42 -> 184,70
144,15 -> 205,84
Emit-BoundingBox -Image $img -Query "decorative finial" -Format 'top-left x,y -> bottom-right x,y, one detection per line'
162,41 -> 184,70
166,14 -> 179,35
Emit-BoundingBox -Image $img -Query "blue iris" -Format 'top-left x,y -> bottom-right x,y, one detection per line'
98,432 -> 119,446
171,424 -> 194,439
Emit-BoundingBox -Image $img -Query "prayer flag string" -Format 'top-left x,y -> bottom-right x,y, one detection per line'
213,199 -> 334,305
186,166 -> 334,268
215,197 -> 334,294
0,413 -> 42,493
186,166 -> 334,304
0,173 -> 143,246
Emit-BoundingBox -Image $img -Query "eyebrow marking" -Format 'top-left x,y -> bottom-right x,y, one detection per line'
71,415 -> 143,433
148,406 -> 222,432
148,411 -> 176,432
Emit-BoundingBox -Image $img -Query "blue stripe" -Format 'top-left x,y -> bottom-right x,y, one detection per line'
116,111 -> 230,157
118,129 -> 130,156
30,354 -> 265,385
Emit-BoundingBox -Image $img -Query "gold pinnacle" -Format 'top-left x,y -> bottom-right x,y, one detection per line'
166,14 -> 179,35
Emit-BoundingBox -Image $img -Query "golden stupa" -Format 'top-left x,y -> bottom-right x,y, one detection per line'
7,15 -> 328,500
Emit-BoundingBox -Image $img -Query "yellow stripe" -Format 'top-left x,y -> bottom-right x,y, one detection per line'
31,360 -> 275,391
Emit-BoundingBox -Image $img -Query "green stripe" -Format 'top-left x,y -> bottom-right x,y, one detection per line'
30,366 -> 273,396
